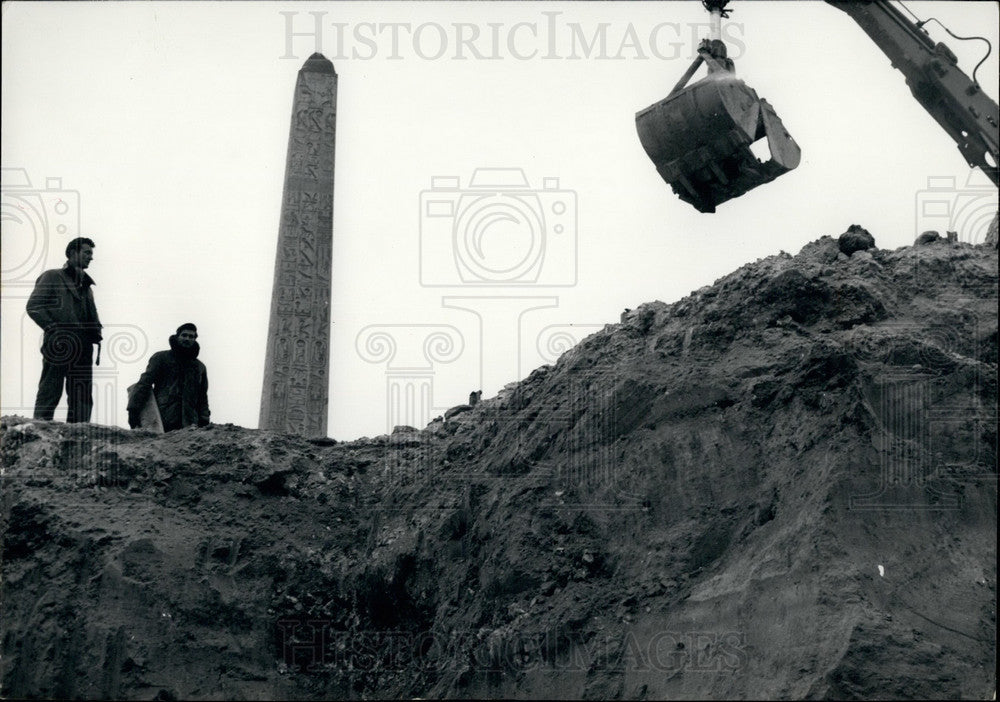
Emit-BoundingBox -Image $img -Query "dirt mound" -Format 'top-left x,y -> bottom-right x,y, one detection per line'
2,236 -> 996,700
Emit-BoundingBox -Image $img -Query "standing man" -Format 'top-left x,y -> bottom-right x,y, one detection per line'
127,323 -> 210,431
26,237 -> 103,423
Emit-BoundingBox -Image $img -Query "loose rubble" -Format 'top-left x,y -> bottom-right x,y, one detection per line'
2,235 -> 996,699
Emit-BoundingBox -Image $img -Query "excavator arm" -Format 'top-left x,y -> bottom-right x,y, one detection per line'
638,0 -> 999,212
826,0 -> 999,186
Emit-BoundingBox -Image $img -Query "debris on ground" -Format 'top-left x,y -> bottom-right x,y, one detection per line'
2,235 -> 996,700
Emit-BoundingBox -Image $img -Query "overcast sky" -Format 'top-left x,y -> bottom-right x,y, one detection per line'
2,1 -> 997,440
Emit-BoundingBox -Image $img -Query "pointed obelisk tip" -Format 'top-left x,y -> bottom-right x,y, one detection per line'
301,52 -> 336,75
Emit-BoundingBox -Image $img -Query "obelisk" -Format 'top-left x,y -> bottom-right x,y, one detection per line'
260,53 -> 337,436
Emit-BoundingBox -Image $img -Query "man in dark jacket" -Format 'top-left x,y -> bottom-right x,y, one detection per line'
128,323 -> 211,431
26,237 -> 103,423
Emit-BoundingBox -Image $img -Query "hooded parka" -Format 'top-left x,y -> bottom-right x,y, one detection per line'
128,335 -> 210,431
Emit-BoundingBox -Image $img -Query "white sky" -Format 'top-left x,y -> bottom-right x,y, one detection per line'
2,1 -> 998,440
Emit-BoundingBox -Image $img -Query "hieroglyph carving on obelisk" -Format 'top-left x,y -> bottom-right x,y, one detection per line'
260,53 -> 337,436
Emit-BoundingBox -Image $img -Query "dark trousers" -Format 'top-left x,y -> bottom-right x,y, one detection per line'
33,331 -> 94,423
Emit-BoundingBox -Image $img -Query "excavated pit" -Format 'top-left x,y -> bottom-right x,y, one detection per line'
1,235 -> 996,700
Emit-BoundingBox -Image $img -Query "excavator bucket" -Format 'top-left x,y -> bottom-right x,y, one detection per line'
636,72 -> 801,212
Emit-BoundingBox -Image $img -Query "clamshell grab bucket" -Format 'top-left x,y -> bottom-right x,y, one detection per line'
636,73 -> 801,213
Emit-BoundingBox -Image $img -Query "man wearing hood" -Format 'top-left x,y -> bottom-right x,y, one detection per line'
26,237 -> 103,423
128,323 -> 210,431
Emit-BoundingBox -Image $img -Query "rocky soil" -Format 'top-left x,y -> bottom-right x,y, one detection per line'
2,234 -> 996,700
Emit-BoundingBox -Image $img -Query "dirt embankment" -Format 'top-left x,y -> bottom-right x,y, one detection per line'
2,235 -> 996,700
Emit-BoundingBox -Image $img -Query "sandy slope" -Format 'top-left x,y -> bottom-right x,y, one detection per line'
2,235 -> 996,700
